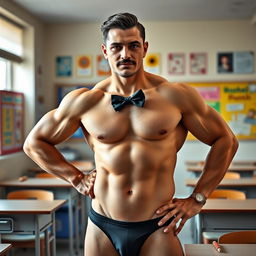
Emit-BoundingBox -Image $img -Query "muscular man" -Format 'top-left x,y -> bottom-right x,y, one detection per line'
24,13 -> 238,256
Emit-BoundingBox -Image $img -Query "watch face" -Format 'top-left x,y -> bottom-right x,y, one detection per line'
196,193 -> 204,202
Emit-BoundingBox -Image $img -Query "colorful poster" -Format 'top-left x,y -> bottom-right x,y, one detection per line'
187,82 -> 256,140
168,53 -> 185,75
144,53 -> 161,74
76,55 -> 92,77
97,55 -> 111,76
56,56 -> 72,77
0,91 -> 24,155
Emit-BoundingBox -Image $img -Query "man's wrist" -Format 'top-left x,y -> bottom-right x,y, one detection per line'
190,192 -> 207,205
71,172 -> 85,187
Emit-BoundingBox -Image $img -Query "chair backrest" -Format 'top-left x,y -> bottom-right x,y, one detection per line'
209,189 -> 246,199
35,172 -> 56,178
7,189 -> 54,200
219,230 -> 256,244
224,172 -> 240,179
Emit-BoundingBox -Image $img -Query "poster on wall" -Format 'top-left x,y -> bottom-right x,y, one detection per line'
217,51 -> 254,74
97,55 -> 111,76
187,82 -> 256,140
56,84 -> 94,140
144,53 -> 161,74
167,53 -> 185,75
56,56 -> 72,77
76,55 -> 92,77
0,90 -> 24,155
189,52 -> 207,75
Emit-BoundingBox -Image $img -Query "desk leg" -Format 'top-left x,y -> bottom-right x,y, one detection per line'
45,229 -> 50,256
52,212 -> 56,256
75,195 -> 80,255
68,195 -> 74,256
35,215 -> 40,256
195,214 -> 202,243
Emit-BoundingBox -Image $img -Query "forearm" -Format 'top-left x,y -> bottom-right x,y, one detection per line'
23,138 -> 84,186
193,134 -> 238,197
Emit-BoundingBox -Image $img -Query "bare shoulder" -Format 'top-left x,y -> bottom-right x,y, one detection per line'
56,86 -> 104,118
158,82 -> 207,114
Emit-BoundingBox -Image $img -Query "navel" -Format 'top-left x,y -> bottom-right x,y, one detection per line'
159,129 -> 167,135
127,190 -> 133,195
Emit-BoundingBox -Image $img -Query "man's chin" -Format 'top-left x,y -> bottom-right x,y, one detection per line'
116,71 -> 136,78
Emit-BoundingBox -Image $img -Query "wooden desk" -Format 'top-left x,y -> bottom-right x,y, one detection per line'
186,177 -> 256,198
0,244 -> 12,256
193,199 -> 256,243
187,165 -> 256,177
0,178 -> 83,256
185,160 -> 256,166
0,199 -> 65,256
184,244 -> 256,256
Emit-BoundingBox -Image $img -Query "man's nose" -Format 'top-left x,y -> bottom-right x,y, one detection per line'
120,46 -> 131,59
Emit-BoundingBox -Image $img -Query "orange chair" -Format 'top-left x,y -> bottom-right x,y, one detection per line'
208,189 -> 246,200
2,189 -> 54,255
35,172 -> 56,178
203,189 -> 246,244
224,172 -> 240,179
219,230 -> 256,244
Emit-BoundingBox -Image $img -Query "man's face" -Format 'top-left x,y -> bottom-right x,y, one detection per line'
102,26 -> 148,78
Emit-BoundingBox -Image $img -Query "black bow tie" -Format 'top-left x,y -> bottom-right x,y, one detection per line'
111,89 -> 145,112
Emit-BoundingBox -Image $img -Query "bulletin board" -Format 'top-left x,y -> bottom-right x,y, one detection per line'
0,90 -> 24,155
186,81 -> 256,140
56,83 -> 94,140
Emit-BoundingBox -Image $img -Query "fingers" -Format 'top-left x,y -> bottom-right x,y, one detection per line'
174,216 -> 187,235
156,202 -> 175,215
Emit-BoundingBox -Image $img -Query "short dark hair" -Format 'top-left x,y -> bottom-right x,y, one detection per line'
101,13 -> 145,43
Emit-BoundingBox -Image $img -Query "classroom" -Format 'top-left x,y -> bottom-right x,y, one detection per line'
0,0 -> 256,255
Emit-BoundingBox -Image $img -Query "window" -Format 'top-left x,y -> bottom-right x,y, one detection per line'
0,57 -> 12,90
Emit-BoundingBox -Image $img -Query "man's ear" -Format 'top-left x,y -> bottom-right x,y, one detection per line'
143,41 -> 149,58
101,44 -> 108,59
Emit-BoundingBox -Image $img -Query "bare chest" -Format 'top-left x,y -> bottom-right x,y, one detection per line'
81,93 -> 182,143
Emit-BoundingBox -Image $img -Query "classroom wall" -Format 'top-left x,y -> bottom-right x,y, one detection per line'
0,0 -> 46,180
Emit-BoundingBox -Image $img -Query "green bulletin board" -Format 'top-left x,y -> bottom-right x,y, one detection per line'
187,81 -> 256,140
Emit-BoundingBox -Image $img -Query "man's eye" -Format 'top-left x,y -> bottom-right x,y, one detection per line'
111,45 -> 122,51
130,44 -> 140,49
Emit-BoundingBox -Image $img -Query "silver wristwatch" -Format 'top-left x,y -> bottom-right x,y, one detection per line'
190,192 -> 206,205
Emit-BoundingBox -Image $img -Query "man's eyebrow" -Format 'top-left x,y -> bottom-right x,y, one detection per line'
110,41 -> 142,46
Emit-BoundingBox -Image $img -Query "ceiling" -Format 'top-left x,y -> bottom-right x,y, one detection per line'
12,0 -> 256,24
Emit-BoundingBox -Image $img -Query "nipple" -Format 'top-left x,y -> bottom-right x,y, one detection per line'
97,135 -> 104,140
159,129 -> 167,135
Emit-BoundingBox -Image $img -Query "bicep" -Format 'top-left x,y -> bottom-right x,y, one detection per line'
28,109 -> 80,145
182,105 -> 232,145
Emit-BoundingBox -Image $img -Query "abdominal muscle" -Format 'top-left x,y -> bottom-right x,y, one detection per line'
91,138 -> 177,222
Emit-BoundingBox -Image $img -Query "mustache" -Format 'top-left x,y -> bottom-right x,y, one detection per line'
117,59 -> 136,66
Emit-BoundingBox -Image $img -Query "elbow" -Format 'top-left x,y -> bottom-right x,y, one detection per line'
228,133 -> 239,155
23,136 -> 36,157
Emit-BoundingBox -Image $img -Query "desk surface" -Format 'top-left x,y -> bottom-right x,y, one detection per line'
0,199 -> 66,214
184,244 -> 256,256
0,177 -> 73,188
185,160 -> 256,166
187,165 -> 256,172
186,177 -> 256,187
0,244 -> 12,255
201,199 -> 256,213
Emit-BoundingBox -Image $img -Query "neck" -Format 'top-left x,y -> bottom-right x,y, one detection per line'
110,68 -> 149,95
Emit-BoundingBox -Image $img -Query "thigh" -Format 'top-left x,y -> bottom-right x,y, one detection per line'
84,219 -> 119,256
140,227 -> 184,256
